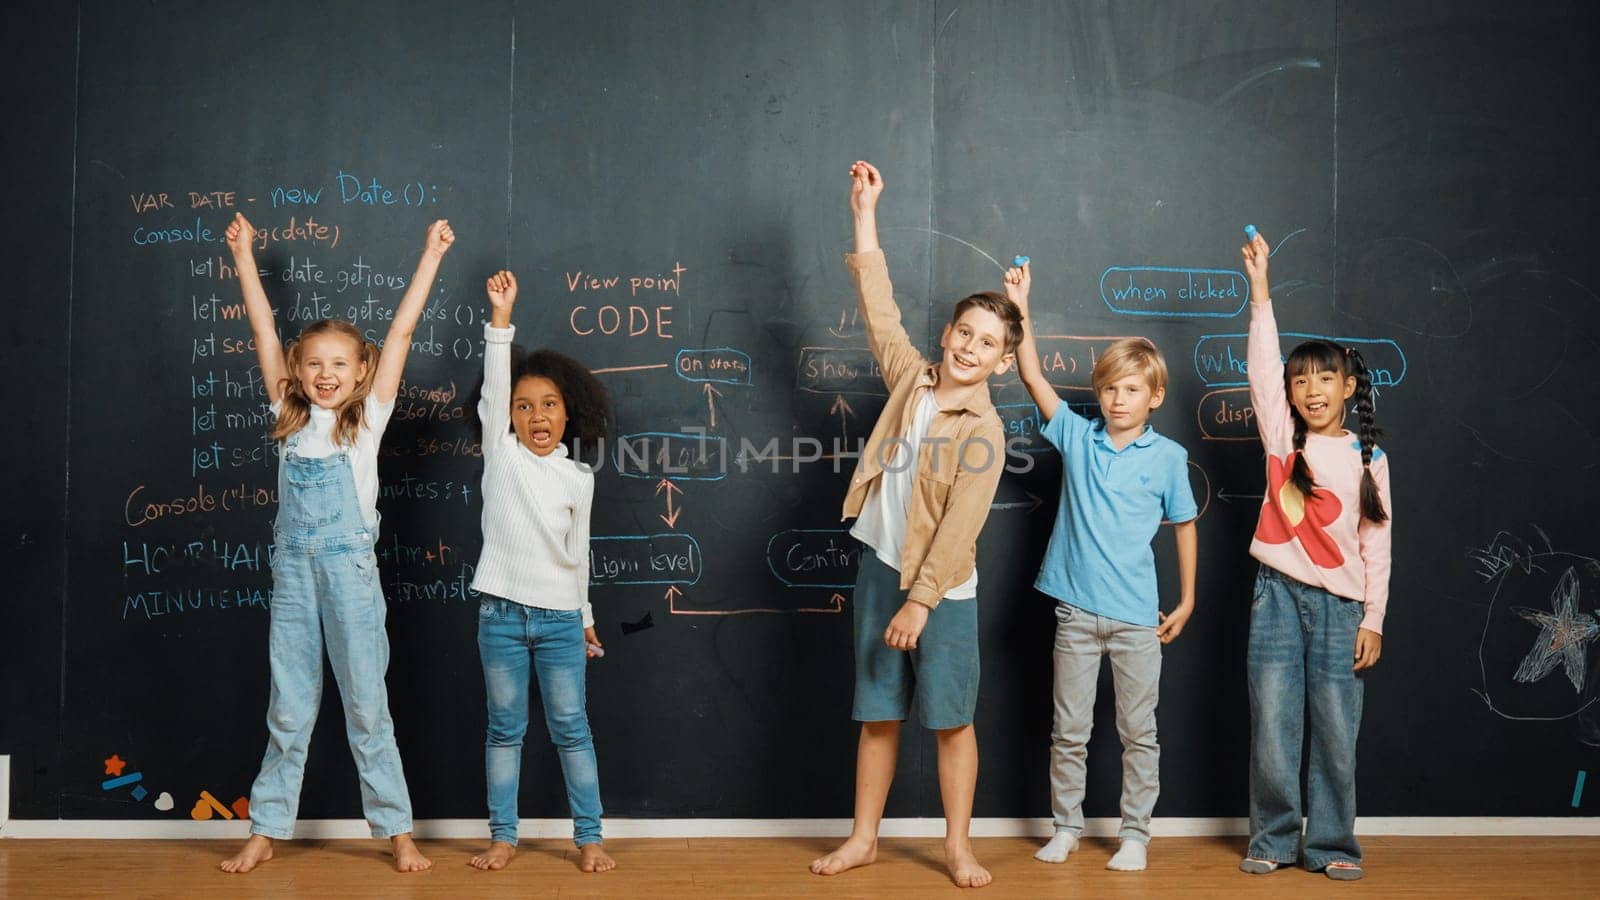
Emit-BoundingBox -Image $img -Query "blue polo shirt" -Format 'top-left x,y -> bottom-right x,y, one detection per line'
1035,406 -> 1198,627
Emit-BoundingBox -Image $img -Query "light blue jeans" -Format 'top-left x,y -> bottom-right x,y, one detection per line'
248,449 -> 414,839
1048,602 -> 1162,844
1246,565 -> 1364,870
478,595 -> 603,847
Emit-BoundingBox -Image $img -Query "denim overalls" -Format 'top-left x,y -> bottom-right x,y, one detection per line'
246,433 -> 414,839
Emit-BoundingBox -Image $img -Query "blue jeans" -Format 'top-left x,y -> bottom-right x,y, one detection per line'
249,449 -> 414,839
1246,566 -> 1364,869
478,596 -> 603,847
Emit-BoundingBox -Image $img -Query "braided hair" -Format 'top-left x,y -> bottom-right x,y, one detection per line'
1283,340 -> 1388,523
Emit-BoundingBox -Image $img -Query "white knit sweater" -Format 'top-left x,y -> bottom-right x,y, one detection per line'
469,324 -> 595,628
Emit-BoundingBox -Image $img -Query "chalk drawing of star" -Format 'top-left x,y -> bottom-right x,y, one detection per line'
104,754 -> 127,777
1512,567 -> 1600,693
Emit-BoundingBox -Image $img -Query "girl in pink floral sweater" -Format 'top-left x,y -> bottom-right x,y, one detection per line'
1237,229 -> 1392,882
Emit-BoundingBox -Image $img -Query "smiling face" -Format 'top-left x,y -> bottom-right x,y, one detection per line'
512,375 -> 568,456
296,331 -> 369,409
1288,364 -> 1357,436
939,306 -> 1014,387
1097,373 -> 1164,438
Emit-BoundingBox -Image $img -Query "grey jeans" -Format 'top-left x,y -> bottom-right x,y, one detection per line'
1048,602 -> 1162,843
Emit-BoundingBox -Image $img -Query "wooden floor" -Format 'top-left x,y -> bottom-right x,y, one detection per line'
1,836 -> 1595,898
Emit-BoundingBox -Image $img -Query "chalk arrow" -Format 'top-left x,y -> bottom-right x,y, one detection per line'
655,478 -> 684,528
1216,489 -> 1264,504
830,394 -> 855,441
704,383 -> 723,427
990,491 -> 1044,513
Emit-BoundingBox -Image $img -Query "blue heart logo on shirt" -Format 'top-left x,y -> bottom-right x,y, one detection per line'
1139,474 -> 1151,485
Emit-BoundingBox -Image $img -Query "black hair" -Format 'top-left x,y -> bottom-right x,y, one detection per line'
1283,340 -> 1388,523
467,345 -> 612,464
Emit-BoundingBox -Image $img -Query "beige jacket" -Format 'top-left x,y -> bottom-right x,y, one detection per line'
839,250 -> 1006,609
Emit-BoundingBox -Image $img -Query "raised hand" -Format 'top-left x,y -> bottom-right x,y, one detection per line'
485,270 -> 517,328
1240,229 -> 1270,301
1004,260 -> 1032,315
224,212 -> 256,259
849,160 -> 884,215
424,219 -> 455,260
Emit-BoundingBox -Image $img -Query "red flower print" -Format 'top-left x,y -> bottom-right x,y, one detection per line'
1255,452 -> 1345,568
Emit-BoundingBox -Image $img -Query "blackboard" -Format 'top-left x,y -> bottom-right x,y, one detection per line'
4,0 -> 1598,827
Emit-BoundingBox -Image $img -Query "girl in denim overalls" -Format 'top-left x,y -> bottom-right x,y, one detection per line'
466,271 -> 616,874
1237,229 -> 1393,882
218,213 -> 455,874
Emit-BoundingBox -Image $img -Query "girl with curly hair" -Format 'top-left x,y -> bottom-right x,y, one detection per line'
467,270 -> 616,875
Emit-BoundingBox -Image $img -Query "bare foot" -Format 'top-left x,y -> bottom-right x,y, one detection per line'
944,839 -> 992,888
809,836 -> 877,876
469,841 -> 516,870
219,834 -> 274,874
578,842 -> 616,873
391,833 -> 433,873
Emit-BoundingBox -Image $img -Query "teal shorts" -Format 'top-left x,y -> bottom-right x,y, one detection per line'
851,552 -> 980,729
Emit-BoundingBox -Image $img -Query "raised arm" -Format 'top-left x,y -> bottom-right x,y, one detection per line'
1241,229 -> 1291,446
224,213 -> 288,404
479,270 -> 517,449
1004,261 -> 1060,421
846,161 -> 922,387
371,219 -> 455,403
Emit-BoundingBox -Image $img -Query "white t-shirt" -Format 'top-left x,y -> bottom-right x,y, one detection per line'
850,391 -> 978,600
271,393 -> 395,531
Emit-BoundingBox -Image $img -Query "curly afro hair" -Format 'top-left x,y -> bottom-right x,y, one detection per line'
468,345 -> 612,463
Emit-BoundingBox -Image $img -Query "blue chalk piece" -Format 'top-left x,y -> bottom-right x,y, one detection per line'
1574,771 -> 1587,808
1012,255 -> 1030,266
101,772 -> 143,791
1244,224 -> 1258,239
131,785 -> 149,802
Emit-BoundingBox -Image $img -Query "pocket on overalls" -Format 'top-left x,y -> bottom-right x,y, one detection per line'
349,548 -> 381,592
478,598 -> 499,622
280,459 -> 342,528
1053,602 -> 1076,624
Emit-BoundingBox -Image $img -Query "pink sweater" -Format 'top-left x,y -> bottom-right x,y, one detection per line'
1247,300 -> 1393,633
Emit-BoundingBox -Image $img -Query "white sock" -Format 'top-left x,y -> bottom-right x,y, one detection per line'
1034,832 -> 1078,864
1107,839 -> 1147,871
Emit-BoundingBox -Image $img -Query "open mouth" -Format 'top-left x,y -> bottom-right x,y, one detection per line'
314,382 -> 339,403
527,426 -> 554,447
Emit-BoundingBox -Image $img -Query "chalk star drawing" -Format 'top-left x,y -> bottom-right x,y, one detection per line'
1471,527 -> 1600,734
1512,567 -> 1600,692
103,754 -> 127,777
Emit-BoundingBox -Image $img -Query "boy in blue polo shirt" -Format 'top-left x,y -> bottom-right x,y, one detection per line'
1005,261 -> 1198,872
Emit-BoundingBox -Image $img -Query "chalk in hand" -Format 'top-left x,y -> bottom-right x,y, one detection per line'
587,642 -> 605,657
1013,255 -> 1030,266
1244,224 -> 1258,240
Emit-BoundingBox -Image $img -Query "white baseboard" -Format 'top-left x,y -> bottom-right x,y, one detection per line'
1,815 -> 1596,840
0,755 -> 9,832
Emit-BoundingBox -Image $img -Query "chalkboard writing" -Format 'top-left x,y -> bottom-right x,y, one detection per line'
3,0 -> 1597,830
